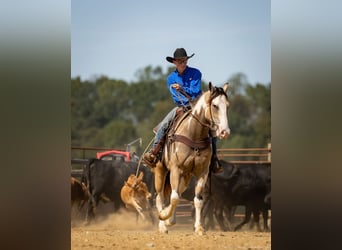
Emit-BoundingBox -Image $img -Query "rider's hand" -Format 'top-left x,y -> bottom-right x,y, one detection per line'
171,83 -> 181,91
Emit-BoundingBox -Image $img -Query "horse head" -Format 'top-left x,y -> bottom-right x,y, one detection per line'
206,82 -> 231,139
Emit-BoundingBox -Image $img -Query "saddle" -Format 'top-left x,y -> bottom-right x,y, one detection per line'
153,107 -> 186,134
152,107 -> 190,160
161,107 -> 212,161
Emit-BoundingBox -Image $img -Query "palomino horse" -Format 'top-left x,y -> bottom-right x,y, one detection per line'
154,82 -> 230,235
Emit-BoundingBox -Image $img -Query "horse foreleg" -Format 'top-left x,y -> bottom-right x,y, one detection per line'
193,175 -> 208,235
159,190 -> 179,220
159,168 -> 181,221
194,196 -> 204,233
165,174 -> 191,226
156,193 -> 168,233
154,164 -> 168,233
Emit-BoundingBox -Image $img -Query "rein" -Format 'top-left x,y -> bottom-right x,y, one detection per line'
176,87 -> 216,130
190,112 -> 212,129
172,87 -> 191,111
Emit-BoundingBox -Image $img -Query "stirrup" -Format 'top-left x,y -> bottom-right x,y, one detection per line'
142,152 -> 157,168
142,158 -> 156,168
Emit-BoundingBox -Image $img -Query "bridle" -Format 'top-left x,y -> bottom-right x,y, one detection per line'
177,87 -> 227,131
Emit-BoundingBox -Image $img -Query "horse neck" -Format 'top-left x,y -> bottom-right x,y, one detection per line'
178,98 -> 210,140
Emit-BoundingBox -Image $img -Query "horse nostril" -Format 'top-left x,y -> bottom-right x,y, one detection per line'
220,130 -> 229,139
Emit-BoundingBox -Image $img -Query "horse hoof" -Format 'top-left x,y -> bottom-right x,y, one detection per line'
165,218 -> 176,226
195,226 -> 206,236
158,227 -> 168,234
158,221 -> 168,234
195,230 -> 205,236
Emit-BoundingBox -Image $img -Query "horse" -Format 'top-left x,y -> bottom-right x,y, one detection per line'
154,82 -> 230,235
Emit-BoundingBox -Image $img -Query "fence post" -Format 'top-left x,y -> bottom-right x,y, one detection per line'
267,143 -> 271,162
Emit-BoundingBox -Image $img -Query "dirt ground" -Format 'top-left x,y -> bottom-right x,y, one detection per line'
71,207 -> 271,250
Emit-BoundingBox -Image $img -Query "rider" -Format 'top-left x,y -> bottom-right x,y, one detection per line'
142,48 -> 223,174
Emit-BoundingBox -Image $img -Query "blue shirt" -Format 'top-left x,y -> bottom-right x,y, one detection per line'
167,66 -> 202,107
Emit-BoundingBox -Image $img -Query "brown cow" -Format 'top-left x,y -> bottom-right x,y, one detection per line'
71,177 -> 88,207
120,172 -> 155,224
71,177 -> 88,220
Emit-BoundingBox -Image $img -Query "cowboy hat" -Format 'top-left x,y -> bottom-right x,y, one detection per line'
166,48 -> 195,63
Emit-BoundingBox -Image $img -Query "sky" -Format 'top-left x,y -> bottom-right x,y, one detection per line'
71,0 -> 270,86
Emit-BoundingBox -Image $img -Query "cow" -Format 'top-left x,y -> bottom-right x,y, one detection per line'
71,176 -> 89,223
120,172 -> 155,224
180,174 -> 237,231
203,160 -> 271,232
83,158 -> 154,222
71,177 -> 88,211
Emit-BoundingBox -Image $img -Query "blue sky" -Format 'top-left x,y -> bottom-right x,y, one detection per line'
71,0 -> 270,85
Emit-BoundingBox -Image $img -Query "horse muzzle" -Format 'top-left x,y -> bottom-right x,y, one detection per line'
219,128 -> 230,139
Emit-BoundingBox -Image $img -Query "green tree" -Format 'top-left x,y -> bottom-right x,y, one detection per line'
90,120 -> 138,149
71,77 -> 98,145
245,83 -> 271,146
71,66 -> 271,155
93,78 -> 129,126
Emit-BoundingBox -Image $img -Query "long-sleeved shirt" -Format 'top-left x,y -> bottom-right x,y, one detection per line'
166,66 -> 202,107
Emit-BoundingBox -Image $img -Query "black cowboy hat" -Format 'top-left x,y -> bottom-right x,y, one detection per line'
166,48 -> 195,63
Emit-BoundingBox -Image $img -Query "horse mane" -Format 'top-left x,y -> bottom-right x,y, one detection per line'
210,86 -> 228,101
190,83 -> 228,110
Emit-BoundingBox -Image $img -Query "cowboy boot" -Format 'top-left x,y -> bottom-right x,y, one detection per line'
143,140 -> 164,168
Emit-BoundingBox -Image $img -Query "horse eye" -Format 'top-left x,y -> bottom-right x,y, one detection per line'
212,104 -> 218,110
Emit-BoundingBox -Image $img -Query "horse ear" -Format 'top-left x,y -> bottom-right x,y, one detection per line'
208,82 -> 213,91
223,82 -> 229,92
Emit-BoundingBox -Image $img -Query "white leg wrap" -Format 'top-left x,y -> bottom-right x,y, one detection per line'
158,220 -> 168,234
170,190 -> 179,205
194,196 -> 203,229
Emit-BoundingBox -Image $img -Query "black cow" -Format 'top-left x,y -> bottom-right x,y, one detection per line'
203,160 -> 271,232
83,158 -> 154,222
180,172 -> 237,230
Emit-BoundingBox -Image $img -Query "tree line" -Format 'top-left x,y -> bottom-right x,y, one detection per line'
71,65 -> 270,157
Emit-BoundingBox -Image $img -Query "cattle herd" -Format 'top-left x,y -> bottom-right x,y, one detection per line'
71,158 -> 271,232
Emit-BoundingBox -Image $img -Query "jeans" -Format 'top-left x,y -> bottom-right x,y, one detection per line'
153,107 -> 178,148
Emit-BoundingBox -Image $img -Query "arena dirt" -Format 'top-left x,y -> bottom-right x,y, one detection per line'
71,209 -> 271,250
